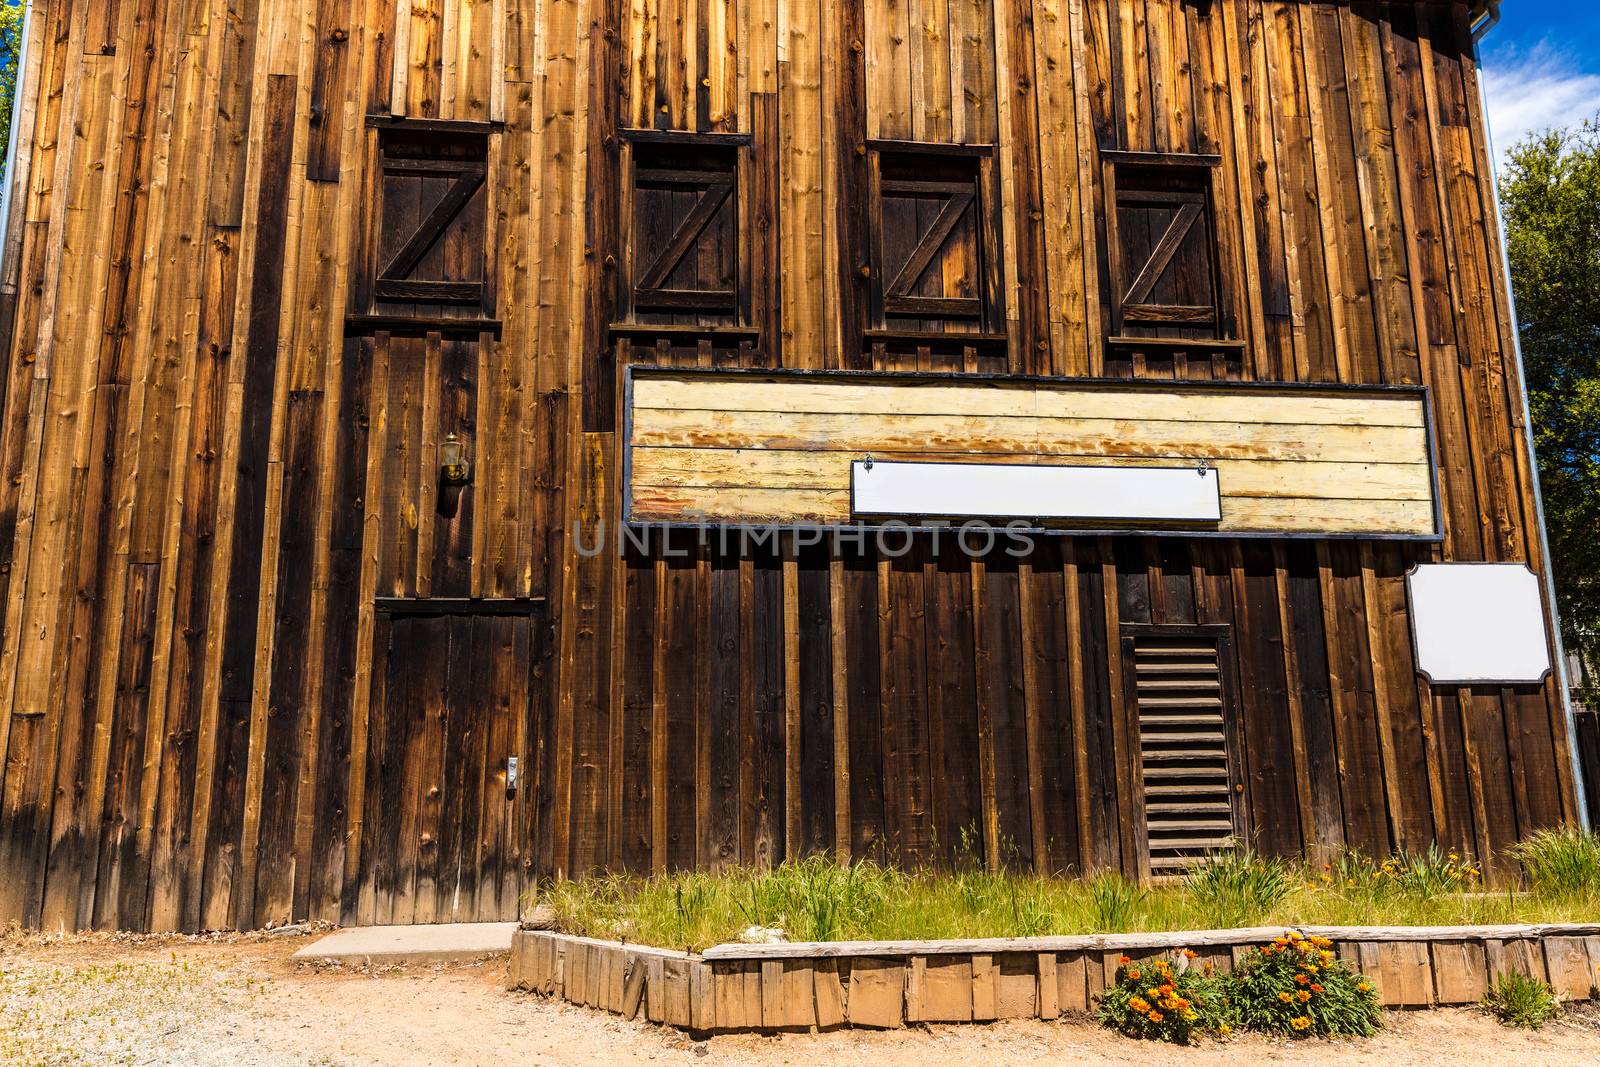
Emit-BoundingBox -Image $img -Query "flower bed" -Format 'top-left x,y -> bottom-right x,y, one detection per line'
507,922 -> 1600,1035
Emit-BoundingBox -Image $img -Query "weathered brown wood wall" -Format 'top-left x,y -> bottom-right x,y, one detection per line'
0,0 -> 1577,932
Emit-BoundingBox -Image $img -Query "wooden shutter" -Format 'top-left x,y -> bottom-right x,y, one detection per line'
1127,629 -> 1242,873
354,120 -> 496,332
866,143 -> 1003,339
1104,153 -> 1224,340
621,132 -> 742,324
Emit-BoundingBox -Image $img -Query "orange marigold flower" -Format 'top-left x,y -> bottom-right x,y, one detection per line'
1291,1016 -> 1312,1031
1183,949 -> 1198,959
1310,983 -> 1324,993
1148,1011 -> 1164,1023
1129,997 -> 1150,1012
1294,974 -> 1310,985
1127,969 -> 1141,980
1120,955 -> 1132,964
1296,990 -> 1312,1003
1278,992 -> 1293,1003
1357,981 -> 1373,993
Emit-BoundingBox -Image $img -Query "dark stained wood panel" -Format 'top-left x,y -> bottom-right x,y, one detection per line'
355,612 -> 528,924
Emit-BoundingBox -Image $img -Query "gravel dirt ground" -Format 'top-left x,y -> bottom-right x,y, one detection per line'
4,929 -> 1600,1066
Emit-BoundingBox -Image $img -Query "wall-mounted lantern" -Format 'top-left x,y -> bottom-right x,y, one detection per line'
440,433 -> 471,485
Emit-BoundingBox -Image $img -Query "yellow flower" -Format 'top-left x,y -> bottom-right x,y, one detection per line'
1278,992 -> 1293,1003
1148,1011 -> 1164,1023
1291,1016 -> 1312,1031
1218,1023 -> 1232,1036
1358,981 -> 1373,993
1319,949 -> 1334,960
1296,990 -> 1312,1003
1129,996 -> 1150,1012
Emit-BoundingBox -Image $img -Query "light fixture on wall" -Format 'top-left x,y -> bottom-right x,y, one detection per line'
440,433 -> 471,485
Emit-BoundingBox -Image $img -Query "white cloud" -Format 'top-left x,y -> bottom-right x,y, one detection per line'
1480,42 -> 1600,166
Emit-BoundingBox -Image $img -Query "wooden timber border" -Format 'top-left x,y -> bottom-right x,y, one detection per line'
508,924 -> 1600,1033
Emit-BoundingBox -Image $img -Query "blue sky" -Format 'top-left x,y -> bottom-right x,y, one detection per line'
1479,0 -> 1600,163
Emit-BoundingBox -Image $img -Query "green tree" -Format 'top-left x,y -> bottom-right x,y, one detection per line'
1499,117 -> 1600,676
0,3 -> 21,170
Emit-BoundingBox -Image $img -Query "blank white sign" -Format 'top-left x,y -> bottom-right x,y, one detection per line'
850,460 -> 1222,523
1406,563 -> 1551,684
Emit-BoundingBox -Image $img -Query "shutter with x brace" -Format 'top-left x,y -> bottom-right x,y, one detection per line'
1105,158 -> 1222,337
868,148 -> 998,334
368,124 -> 493,320
624,138 -> 739,322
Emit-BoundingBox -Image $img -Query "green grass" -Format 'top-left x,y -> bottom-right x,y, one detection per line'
531,832 -> 1600,952
1482,972 -> 1564,1029
1509,827 -> 1600,898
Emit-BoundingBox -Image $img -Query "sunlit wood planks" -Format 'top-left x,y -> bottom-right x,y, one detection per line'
625,371 -> 1437,535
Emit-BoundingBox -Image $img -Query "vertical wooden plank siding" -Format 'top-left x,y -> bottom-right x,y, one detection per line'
0,0 -> 1575,930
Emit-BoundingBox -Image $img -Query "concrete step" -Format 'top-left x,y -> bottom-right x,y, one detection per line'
292,921 -> 518,966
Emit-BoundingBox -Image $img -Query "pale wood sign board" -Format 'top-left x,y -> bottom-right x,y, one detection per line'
626,371 -> 1436,536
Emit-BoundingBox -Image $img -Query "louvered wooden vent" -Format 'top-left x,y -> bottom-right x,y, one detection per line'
1131,632 -> 1239,873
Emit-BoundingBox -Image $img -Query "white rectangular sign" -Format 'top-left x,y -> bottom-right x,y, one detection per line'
850,460 -> 1222,523
1406,563 -> 1552,684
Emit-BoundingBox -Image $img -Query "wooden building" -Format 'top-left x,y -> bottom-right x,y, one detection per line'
0,0 -> 1584,933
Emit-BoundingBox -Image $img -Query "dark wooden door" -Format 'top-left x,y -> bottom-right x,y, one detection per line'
350,610 -> 532,925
